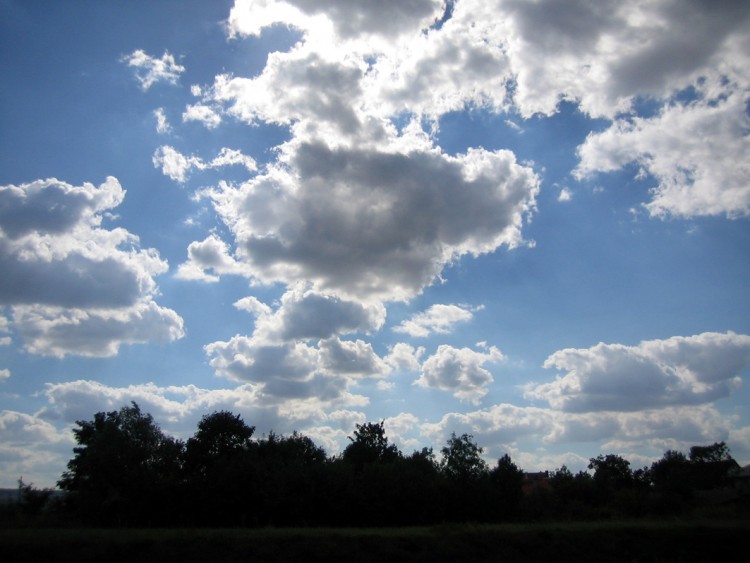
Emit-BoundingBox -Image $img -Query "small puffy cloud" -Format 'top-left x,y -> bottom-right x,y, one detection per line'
246,286 -> 386,343
0,369 -> 9,380
385,342 -> 425,372
152,146 -> 204,183
121,49 -> 185,91
154,108 -> 172,134
212,49 -> 366,138
416,344 -> 505,404
154,146 -> 258,183
557,187 -> 572,202
393,303 -> 477,337
182,103 -> 222,129
529,332 -> 750,413
175,234 -> 249,282
209,148 -> 257,172
318,337 -> 391,378
0,177 -> 183,357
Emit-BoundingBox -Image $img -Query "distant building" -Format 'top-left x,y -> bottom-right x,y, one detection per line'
522,471 -> 551,495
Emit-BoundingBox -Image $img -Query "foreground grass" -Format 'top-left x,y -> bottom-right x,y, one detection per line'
2,519 -> 748,562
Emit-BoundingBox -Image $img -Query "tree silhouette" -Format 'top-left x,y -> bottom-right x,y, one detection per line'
57,402 -> 183,525
343,421 -> 401,470
440,432 -> 487,481
184,411 -> 256,525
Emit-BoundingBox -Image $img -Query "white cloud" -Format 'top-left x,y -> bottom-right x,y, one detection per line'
393,303 -> 477,337
385,342 -> 425,372
217,0 -> 750,223
0,410 -> 74,488
0,369 -> 9,380
528,332 -> 750,413
363,1 -> 512,119
416,344 -> 505,404
152,146 -> 204,183
13,301 -> 185,358
121,49 -> 185,91
204,284 -> 390,404
227,0 -> 443,48
576,87 -> 750,218
153,146 -> 258,183
557,187 -> 572,202
182,103 -> 222,129
175,234 -> 249,282
209,147 -> 257,172
0,177 -> 184,357
154,108 -> 172,134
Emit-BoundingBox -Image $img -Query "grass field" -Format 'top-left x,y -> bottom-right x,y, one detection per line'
2,520 -> 748,562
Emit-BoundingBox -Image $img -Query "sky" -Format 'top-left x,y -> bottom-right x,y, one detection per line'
1,0 -> 749,488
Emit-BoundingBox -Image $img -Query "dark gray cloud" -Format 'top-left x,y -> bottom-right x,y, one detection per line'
0,177 -> 183,356
211,141 -> 538,300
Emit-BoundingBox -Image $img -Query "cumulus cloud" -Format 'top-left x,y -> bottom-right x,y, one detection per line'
227,0 -> 444,47
175,234 -> 249,282
39,378 -> 368,449
416,344 -> 505,404
0,369 -> 9,381
215,0 -> 750,223
385,342 -> 425,372
496,0 -> 750,118
421,400 -> 737,467
318,336 -> 390,378
121,49 -> 185,90
207,142 -> 538,301
244,285 -> 386,343
13,301 -> 185,358
0,177 -> 183,356
0,410 -> 74,487
393,303 -> 478,337
576,87 -> 750,218
528,332 -> 750,413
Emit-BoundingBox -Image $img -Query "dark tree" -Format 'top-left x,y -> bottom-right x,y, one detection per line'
184,410 -> 255,476
688,441 -> 739,489
183,411 -> 256,525
342,421 -> 401,469
588,454 -> 633,490
651,450 -> 691,494
57,402 -> 183,525
490,454 -> 524,519
440,432 -> 488,481
689,441 -> 732,464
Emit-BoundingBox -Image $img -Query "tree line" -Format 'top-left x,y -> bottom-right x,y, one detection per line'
4,403 -> 745,527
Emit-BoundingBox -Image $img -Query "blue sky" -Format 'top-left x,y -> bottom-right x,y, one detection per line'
2,0 -> 750,487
